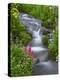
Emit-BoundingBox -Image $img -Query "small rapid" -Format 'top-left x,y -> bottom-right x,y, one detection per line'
20,13 -> 58,75
20,13 -> 48,61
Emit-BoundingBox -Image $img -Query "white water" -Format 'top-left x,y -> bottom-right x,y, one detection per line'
20,13 -> 48,60
20,13 -> 58,74
31,47 -> 47,52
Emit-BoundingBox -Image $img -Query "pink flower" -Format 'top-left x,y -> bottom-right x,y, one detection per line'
24,47 -> 35,60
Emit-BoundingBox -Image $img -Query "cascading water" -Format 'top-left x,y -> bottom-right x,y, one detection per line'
20,13 -> 48,62
20,13 -> 58,75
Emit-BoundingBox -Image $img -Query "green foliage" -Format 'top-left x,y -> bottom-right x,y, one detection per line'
10,4 -> 58,46
9,3 -> 58,76
20,32 -> 32,46
10,4 -> 32,46
48,30 -> 58,60
10,46 -> 32,76
9,4 -> 33,76
16,4 -> 58,29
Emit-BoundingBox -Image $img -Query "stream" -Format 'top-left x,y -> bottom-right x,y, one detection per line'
20,13 -> 58,75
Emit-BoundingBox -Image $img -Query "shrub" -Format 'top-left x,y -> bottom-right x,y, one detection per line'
10,46 -> 33,76
10,4 -> 32,46
48,30 -> 58,60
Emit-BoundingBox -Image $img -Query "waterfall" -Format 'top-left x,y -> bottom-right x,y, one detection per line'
20,13 -> 49,61
20,13 -> 58,75
32,28 -> 42,45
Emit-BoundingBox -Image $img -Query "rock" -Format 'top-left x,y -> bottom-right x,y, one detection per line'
32,60 -> 58,75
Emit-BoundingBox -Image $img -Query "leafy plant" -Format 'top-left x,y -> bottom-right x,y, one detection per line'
10,46 -> 32,76
48,30 -> 58,60
10,4 -> 32,46
9,4 -> 58,77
